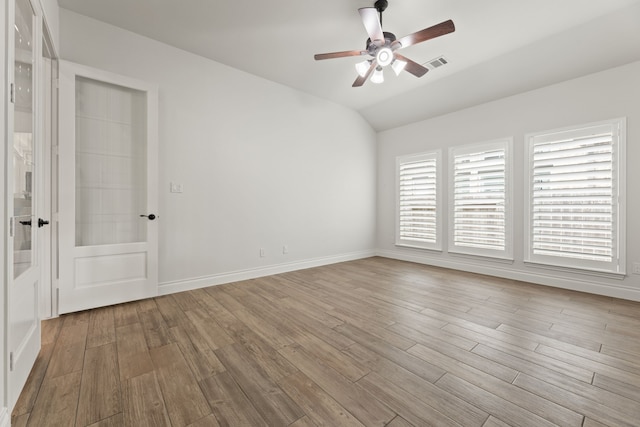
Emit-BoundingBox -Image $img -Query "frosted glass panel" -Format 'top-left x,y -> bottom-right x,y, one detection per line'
75,76 -> 147,246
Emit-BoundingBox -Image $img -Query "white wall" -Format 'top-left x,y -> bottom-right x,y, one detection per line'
59,10 -> 377,293
377,60 -> 640,301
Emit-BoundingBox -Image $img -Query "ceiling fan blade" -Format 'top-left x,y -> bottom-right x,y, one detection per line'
397,19 -> 455,48
394,53 -> 429,78
314,50 -> 366,60
359,7 -> 384,43
352,61 -> 377,87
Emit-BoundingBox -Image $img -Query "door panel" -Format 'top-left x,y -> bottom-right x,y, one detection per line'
8,0 -> 41,409
58,61 -> 158,314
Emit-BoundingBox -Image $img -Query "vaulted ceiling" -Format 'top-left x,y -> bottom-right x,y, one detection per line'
58,0 -> 640,130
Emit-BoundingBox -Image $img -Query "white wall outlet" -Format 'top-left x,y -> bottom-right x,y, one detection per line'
283,245 -> 288,254
260,248 -> 266,257
170,182 -> 183,193
633,262 -> 640,275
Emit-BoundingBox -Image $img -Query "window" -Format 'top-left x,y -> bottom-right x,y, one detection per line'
449,139 -> 512,259
396,151 -> 441,250
525,119 -> 626,274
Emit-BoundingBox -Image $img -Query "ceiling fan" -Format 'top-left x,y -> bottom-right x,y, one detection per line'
314,0 -> 455,87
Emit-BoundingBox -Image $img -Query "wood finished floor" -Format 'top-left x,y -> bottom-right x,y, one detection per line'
11,257 -> 640,427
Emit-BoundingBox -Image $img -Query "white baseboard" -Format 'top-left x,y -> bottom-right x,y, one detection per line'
0,408 -> 9,427
376,249 -> 640,302
158,250 -> 375,295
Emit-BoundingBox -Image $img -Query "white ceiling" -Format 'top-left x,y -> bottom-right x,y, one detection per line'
58,0 -> 640,130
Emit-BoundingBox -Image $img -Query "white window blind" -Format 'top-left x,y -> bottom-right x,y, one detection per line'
526,119 -> 625,273
396,152 -> 440,250
449,140 -> 511,258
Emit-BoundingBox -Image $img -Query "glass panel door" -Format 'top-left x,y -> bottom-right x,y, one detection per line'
8,0 -> 43,409
58,60 -> 159,314
13,0 -> 35,278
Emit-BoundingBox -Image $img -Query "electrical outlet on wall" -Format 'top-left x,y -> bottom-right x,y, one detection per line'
260,248 -> 266,258
283,245 -> 288,254
633,262 -> 640,274
170,182 -> 183,193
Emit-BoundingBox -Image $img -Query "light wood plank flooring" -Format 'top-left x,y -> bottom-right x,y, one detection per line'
11,257 -> 640,426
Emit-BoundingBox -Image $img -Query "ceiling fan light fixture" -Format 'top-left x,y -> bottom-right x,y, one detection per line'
313,1 -> 455,87
376,47 -> 393,67
391,59 -> 407,76
355,60 -> 371,77
371,67 -> 384,84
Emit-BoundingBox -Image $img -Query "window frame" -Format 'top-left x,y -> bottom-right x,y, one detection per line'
395,150 -> 442,251
524,118 -> 626,275
448,138 -> 513,260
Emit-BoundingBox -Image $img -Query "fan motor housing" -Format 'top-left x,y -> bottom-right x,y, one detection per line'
366,31 -> 396,52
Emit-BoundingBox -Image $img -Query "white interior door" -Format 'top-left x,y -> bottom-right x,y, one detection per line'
58,61 -> 159,314
7,0 -> 42,409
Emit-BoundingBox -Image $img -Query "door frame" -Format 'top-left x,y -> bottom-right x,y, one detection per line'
1,0 -> 8,422
40,23 -> 57,319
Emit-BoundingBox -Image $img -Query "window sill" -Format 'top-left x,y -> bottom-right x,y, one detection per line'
448,250 -> 514,264
523,260 -> 626,281
395,243 -> 443,252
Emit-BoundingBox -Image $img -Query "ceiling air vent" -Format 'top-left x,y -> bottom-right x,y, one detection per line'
424,56 -> 448,70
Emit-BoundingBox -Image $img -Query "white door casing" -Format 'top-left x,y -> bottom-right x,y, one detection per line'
39,54 -> 55,319
58,61 -> 159,314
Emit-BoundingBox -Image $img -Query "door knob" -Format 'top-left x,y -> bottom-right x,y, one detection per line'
140,214 -> 157,220
38,218 -> 50,228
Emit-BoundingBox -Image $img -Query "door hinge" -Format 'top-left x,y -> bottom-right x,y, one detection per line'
9,352 -> 14,371
10,83 -> 15,103
9,217 -> 14,237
